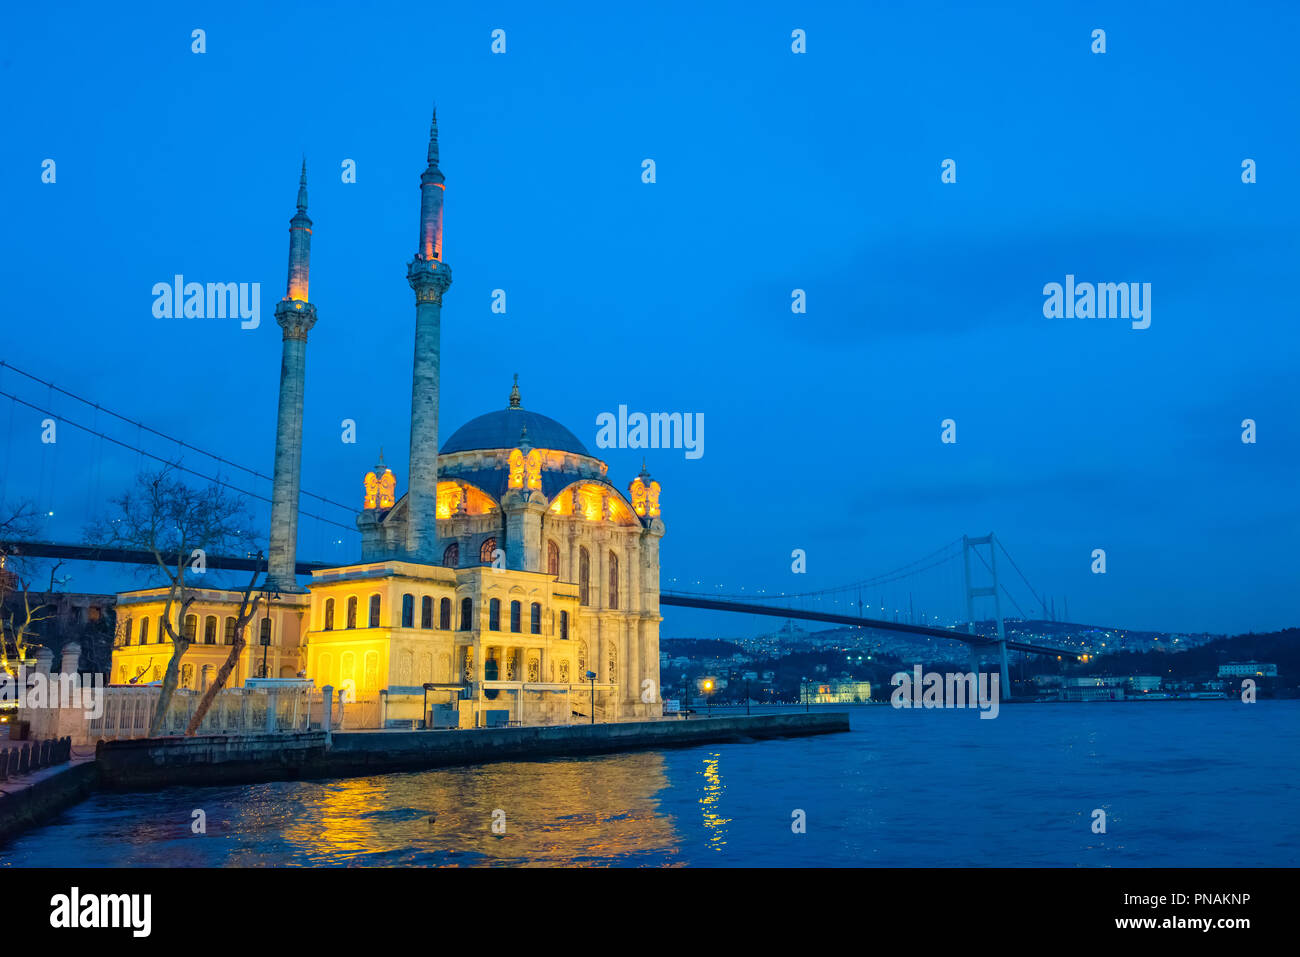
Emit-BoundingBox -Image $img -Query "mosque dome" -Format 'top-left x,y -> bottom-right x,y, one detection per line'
439,375 -> 589,456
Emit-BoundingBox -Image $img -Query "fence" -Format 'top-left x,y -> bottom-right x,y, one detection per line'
0,737 -> 72,781
84,686 -> 384,741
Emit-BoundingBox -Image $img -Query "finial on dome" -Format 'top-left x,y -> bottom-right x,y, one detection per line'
508,373 -> 521,409
638,457 -> 651,481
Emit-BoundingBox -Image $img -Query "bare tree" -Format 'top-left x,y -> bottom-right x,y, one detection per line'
87,468 -> 261,736
0,500 -> 50,677
1,582 -> 54,678
185,554 -> 264,734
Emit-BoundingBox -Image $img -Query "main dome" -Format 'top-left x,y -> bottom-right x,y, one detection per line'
440,407 -> 590,456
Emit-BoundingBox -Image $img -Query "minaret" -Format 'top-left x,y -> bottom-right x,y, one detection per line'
266,160 -> 318,593
405,107 -> 453,561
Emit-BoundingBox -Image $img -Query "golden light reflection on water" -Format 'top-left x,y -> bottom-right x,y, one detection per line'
251,753 -> 682,866
697,752 -> 729,851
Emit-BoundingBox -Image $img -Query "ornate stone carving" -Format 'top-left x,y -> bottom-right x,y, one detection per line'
407,257 -> 453,302
274,298 -> 317,340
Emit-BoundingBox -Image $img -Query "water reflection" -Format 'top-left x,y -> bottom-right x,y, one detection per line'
698,752 -> 729,851
263,752 -> 681,866
4,704 -> 1297,868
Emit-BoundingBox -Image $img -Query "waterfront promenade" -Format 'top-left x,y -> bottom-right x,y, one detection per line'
0,712 -> 850,842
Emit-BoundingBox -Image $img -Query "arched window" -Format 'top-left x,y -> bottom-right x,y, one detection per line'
204,615 -> 217,644
421,596 -> 433,629
123,618 -> 133,645
439,597 -> 451,630
579,547 -> 590,606
459,597 -> 473,631
480,537 -> 497,565
324,598 -> 335,631
369,595 -> 381,628
560,610 -> 569,640
183,614 -> 198,642
139,616 -> 149,645
401,594 -> 414,628
224,617 -> 236,645
608,551 -> 619,610
260,617 -> 272,646
547,540 -> 560,577
530,602 -> 542,634
443,542 -> 459,568
510,601 -> 522,633
489,598 -> 501,631
346,596 -> 358,629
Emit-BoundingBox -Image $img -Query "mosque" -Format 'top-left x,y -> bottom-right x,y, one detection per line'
110,111 -> 665,726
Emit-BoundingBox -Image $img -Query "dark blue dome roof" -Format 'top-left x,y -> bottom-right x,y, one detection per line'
440,408 -> 589,456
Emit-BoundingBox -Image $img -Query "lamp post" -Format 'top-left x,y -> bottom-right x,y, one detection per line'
422,682 -> 435,729
259,583 -> 280,679
702,678 -> 714,717
586,670 -> 597,724
745,678 -> 751,715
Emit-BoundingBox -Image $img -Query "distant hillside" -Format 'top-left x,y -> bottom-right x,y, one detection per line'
661,638 -> 745,658
1080,628 -> 1300,680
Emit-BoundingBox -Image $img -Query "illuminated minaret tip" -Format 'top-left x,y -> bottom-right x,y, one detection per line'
405,108 -> 453,561
285,159 -> 312,302
267,162 -> 319,593
427,105 -> 440,167
418,105 -> 445,261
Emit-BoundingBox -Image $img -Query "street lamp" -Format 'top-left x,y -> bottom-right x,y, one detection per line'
259,577 -> 279,679
702,678 -> 714,717
586,670 -> 597,724
422,682 -> 435,729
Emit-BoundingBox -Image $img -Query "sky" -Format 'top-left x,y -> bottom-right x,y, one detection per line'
1,1 -> 1297,638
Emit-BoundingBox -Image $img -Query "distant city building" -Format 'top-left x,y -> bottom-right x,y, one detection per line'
1059,684 -> 1125,702
801,679 -> 872,704
1217,662 -> 1278,678
1127,675 -> 1163,691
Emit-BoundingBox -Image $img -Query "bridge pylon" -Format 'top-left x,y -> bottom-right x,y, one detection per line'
962,533 -> 1011,699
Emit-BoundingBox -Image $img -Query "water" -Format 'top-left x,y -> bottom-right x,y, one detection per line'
4,702 -> 1297,867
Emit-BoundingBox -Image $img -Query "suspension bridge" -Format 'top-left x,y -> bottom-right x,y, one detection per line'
0,359 -> 1081,687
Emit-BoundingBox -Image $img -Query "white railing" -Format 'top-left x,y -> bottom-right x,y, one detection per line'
83,685 -> 386,741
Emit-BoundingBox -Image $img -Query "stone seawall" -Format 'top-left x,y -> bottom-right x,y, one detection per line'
95,713 -> 849,790
0,760 -> 99,844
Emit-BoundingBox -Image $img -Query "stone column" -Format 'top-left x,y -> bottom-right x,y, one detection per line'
403,260 -> 451,562
266,301 -> 316,592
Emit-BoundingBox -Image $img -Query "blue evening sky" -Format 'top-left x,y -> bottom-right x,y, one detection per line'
1,1 -> 1296,637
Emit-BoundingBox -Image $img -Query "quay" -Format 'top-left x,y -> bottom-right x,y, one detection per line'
0,712 -> 849,839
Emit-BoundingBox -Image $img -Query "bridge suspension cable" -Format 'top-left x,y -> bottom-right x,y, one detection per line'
662,537 -> 964,602
970,545 -> 1029,619
0,386 -> 358,534
0,360 -> 359,517
995,536 -> 1047,617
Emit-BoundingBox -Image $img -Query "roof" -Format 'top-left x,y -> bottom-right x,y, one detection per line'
440,408 -> 589,456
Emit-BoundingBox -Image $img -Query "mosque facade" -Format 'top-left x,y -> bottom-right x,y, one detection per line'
110,111 -> 664,726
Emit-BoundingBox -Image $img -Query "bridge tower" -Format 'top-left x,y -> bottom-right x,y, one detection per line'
962,534 -> 1011,698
